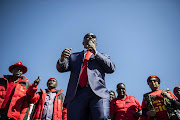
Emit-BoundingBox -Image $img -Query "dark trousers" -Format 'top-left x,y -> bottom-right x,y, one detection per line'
67,85 -> 110,120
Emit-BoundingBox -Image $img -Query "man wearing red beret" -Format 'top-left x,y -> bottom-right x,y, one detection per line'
0,62 -> 30,120
140,75 -> 177,120
161,86 -> 180,119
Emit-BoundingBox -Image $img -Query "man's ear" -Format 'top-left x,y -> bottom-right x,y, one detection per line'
82,41 -> 84,45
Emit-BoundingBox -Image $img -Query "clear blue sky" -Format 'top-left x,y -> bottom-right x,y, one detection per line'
1,0 -> 180,103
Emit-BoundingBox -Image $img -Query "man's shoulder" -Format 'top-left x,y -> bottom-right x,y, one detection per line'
0,75 -> 11,82
1,75 -> 11,79
127,95 -> 140,102
72,51 -> 83,54
0,75 -> 9,85
128,95 -> 137,99
69,51 -> 83,57
110,98 -> 118,104
143,91 -> 153,96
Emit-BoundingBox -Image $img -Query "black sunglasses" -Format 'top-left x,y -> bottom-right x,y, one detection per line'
148,80 -> 158,83
85,35 -> 96,38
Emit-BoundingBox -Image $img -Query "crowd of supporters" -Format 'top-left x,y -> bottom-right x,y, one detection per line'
0,62 -> 179,120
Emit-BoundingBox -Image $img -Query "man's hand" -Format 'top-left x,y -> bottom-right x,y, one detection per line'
33,76 -> 41,86
60,48 -> 72,62
88,40 -> 97,55
147,110 -> 156,117
161,92 -> 173,101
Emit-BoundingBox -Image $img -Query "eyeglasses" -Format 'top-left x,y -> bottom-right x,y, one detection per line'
85,35 -> 96,38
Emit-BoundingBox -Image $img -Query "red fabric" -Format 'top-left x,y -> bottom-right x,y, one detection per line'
79,50 -> 92,87
110,95 -> 142,120
1,76 -> 20,110
0,75 -> 29,120
141,90 -> 177,120
27,84 -> 67,120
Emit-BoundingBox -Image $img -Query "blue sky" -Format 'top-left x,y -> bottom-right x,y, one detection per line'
0,0 -> 180,103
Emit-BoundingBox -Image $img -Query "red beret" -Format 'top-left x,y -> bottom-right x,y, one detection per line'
147,75 -> 160,83
48,78 -> 56,81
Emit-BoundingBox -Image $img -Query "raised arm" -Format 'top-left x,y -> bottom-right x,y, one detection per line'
56,48 -> 71,73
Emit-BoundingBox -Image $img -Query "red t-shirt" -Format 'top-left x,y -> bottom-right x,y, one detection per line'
110,95 -> 142,120
141,90 -> 177,120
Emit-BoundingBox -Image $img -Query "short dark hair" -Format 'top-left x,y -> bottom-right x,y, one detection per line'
116,83 -> 125,88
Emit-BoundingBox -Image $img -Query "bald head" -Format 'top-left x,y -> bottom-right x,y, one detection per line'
83,33 -> 97,49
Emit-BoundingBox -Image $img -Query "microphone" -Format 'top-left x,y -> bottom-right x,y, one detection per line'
88,48 -> 92,52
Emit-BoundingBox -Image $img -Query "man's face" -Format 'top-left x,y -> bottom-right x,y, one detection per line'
148,78 -> 160,91
109,92 -> 115,101
83,33 -> 97,49
116,84 -> 126,98
11,66 -> 23,77
47,79 -> 57,90
174,88 -> 180,100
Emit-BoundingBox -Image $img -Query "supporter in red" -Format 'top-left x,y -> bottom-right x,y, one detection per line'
173,86 -> 180,119
161,86 -> 180,120
0,62 -> 30,120
140,75 -> 177,120
109,90 -> 116,101
174,86 -> 180,101
27,77 -> 67,120
110,83 -> 142,120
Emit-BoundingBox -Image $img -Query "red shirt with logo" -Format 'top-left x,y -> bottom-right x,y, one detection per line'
110,95 -> 142,120
141,90 -> 177,120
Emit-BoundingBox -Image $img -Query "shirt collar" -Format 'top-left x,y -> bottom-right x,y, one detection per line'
48,89 -> 56,93
84,48 -> 88,53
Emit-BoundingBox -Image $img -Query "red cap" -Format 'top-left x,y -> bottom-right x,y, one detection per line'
147,75 -> 160,83
173,86 -> 180,94
9,62 -> 27,74
48,77 -> 56,81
